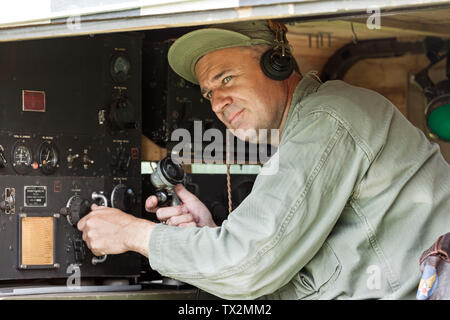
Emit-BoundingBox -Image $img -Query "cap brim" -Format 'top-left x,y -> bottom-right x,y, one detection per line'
168,28 -> 271,84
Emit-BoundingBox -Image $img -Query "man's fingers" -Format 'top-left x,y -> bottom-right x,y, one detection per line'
91,203 -> 107,211
166,213 -> 194,226
79,205 -> 107,229
179,222 -> 197,228
77,209 -> 103,231
82,229 -> 88,242
156,205 -> 188,221
78,215 -> 88,231
174,184 -> 198,203
145,196 -> 159,213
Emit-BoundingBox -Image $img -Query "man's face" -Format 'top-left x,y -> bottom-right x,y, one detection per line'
194,46 -> 288,142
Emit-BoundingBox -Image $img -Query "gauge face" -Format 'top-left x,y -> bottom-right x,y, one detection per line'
39,141 -> 59,175
12,141 -> 32,174
110,54 -> 131,83
114,56 -> 130,74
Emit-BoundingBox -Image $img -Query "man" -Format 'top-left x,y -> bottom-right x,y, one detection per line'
78,20 -> 450,299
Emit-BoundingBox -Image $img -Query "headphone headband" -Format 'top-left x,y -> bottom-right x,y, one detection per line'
267,20 -> 291,57
261,20 -> 295,81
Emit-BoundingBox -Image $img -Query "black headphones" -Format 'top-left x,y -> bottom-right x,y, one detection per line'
260,20 -> 295,81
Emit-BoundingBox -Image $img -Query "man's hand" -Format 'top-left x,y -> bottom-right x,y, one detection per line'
77,204 -> 155,258
145,184 -> 217,228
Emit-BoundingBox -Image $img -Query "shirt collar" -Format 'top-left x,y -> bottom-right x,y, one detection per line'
285,73 -> 322,128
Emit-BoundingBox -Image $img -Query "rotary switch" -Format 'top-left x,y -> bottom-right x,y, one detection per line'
60,193 -> 108,265
106,97 -> 137,131
60,195 -> 91,226
111,184 -> 136,212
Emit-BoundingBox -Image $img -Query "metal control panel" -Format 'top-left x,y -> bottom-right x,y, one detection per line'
0,33 -> 142,281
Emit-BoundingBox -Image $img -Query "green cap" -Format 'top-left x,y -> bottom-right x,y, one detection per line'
168,20 -> 276,84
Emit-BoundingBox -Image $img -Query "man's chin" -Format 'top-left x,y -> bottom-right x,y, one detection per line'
228,127 -> 262,144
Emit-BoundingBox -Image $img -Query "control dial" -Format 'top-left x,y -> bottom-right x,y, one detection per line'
60,195 -> 91,226
111,184 -> 136,212
106,97 -> 137,131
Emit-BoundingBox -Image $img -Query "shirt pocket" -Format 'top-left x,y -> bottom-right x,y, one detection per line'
293,241 -> 342,299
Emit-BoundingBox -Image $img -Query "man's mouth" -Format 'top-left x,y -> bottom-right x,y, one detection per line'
228,110 -> 243,124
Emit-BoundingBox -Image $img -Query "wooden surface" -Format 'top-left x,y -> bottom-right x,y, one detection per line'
343,54 -> 432,116
141,134 -> 167,162
286,11 -> 449,117
288,7 -> 450,40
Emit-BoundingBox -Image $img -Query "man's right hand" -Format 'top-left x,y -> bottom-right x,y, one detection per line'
145,184 -> 217,228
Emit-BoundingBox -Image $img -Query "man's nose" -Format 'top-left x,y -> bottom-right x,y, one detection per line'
211,90 -> 232,114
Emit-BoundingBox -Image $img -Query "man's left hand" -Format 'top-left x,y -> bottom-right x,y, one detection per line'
77,204 -> 154,258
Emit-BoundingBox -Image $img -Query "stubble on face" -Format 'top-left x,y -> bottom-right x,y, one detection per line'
195,46 -> 289,144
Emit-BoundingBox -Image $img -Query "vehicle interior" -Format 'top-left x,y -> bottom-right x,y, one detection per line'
0,0 -> 449,299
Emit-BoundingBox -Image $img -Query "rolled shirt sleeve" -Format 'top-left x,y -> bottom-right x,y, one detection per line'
148,110 -> 370,299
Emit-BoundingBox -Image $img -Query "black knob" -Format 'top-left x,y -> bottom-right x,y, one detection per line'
107,98 -> 136,131
111,184 -> 136,212
118,149 -> 131,172
61,195 -> 91,226
155,190 -> 169,206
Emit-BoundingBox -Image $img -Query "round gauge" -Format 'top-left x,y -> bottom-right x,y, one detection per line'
38,140 -> 59,175
110,54 -> 131,83
11,141 -> 32,174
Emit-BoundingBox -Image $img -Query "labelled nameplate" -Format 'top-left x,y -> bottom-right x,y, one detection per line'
24,186 -> 47,207
20,216 -> 54,267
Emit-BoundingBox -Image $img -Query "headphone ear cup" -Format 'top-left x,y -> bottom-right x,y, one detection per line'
260,48 -> 294,81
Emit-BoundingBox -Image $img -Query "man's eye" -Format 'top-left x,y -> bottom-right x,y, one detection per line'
223,76 -> 232,84
206,91 -> 212,100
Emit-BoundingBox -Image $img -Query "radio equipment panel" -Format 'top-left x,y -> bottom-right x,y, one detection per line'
0,33 -> 143,282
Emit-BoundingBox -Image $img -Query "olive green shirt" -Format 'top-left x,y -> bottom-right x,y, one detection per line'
148,75 -> 450,299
